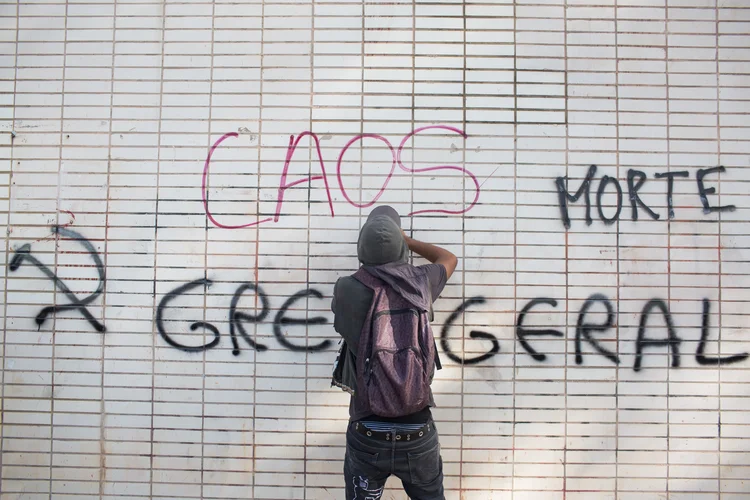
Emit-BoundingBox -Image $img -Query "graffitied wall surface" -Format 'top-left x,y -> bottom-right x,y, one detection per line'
1,0 -> 749,498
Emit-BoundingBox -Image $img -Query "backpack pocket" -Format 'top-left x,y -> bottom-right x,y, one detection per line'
366,346 -> 428,417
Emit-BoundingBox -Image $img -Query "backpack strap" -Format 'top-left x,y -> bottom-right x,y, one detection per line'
425,276 -> 442,371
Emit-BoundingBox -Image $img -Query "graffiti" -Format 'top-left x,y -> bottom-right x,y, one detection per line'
275,132 -> 335,224
8,226 -> 106,333
521,294 -> 747,371
653,171 -> 689,220
627,169 -> 660,221
697,166 -> 736,214
557,165 -> 736,228
575,294 -> 618,365
156,279 -> 221,352
439,297 -> 500,365
6,228 -> 745,371
596,175 -> 623,225
440,294 -> 750,371
696,298 -> 749,365
633,299 -> 681,372
556,165 -> 596,228
515,298 -> 564,362
202,125 -> 481,229
273,289 -> 329,352
156,279 -> 331,355
229,283 -> 270,354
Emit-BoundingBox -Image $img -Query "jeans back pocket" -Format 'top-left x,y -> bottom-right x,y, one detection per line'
407,445 -> 441,485
346,444 -> 380,477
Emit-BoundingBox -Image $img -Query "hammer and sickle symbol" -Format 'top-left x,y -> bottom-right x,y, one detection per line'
9,225 -> 106,333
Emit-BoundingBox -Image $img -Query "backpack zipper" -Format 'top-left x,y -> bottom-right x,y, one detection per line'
373,308 -> 419,319
366,346 -> 421,382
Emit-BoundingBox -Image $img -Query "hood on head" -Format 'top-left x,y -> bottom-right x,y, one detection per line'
357,206 -> 408,265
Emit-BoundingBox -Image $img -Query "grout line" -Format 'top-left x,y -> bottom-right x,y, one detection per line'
511,0 -> 518,498
48,0 -> 70,496
0,0 -> 22,486
148,1 -> 168,497
614,0 -> 621,495
98,0 -> 118,495
360,0 -> 366,298
664,3 -> 672,494
410,0 -> 415,240
359,0 -> 365,276
562,0 -> 569,495
200,2 -> 219,498
250,1 -> 267,497
302,3 -> 316,497
459,0 -> 467,494
714,1 -> 722,496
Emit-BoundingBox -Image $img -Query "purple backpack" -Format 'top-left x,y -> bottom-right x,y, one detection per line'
351,268 -> 438,418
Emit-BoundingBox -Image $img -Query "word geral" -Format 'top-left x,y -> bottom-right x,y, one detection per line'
201,125 -> 481,229
443,294 -> 748,371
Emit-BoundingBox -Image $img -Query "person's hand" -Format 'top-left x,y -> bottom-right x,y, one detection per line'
399,232 -> 457,278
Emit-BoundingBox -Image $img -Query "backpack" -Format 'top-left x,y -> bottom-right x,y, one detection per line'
350,267 -> 440,418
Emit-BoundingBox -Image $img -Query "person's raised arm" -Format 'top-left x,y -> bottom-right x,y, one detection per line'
402,232 -> 458,279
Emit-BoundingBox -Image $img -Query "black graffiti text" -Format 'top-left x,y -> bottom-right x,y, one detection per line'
440,295 -> 748,371
556,165 -> 736,228
156,279 -> 331,355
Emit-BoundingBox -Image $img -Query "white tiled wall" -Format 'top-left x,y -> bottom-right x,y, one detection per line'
1,0 -> 749,498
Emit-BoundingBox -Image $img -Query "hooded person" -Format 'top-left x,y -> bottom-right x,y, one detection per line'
331,205 -> 457,500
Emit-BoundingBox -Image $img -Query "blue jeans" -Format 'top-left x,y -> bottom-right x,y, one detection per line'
344,420 -> 445,500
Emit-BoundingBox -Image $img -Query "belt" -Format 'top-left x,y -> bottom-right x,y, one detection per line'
352,421 -> 433,442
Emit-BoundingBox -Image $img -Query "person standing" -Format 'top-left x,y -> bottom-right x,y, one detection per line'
331,206 -> 457,500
